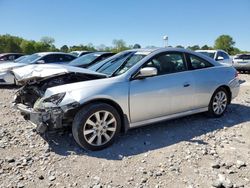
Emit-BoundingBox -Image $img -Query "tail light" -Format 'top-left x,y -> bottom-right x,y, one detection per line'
235,71 -> 238,78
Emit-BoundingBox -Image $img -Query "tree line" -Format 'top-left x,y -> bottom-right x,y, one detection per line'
0,34 -> 248,55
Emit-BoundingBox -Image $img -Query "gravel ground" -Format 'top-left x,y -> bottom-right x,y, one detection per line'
0,74 -> 250,188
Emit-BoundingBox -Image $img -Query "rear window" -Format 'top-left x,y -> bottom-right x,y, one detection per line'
235,55 -> 250,60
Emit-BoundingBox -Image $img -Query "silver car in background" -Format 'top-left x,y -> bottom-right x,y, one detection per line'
15,48 -> 240,150
196,50 -> 233,65
233,54 -> 250,72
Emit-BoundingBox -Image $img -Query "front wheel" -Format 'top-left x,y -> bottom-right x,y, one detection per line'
72,103 -> 121,151
207,88 -> 229,117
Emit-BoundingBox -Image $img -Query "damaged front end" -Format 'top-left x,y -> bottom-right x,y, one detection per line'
16,99 -> 80,134
14,73 -> 103,133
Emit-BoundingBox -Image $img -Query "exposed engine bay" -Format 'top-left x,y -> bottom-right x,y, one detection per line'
15,72 -> 104,108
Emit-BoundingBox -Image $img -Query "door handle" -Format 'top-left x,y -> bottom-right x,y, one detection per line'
183,83 -> 190,87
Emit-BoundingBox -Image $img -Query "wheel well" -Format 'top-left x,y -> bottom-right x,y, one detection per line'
77,99 -> 128,133
216,85 -> 232,104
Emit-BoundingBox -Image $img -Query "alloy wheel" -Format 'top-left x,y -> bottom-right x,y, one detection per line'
212,91 -> 228,115
83,111 -> 117,146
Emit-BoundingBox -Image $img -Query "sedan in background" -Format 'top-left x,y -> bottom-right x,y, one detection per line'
13,55 -> 30,62
0,53 -> 24,62
70,51 -> 93,57
233,54 -> 250,72
69,52 -> 115,68
15,48 -> 239,150
196,50 -> 232,65
0,52 -> 76,85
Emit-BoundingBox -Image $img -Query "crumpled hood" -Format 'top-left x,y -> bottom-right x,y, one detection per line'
12,64 -> 107,83
0,62 -> 26,71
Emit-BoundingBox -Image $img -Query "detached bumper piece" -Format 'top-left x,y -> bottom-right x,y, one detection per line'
16,103 -> 63,134
0,72 -> 15,85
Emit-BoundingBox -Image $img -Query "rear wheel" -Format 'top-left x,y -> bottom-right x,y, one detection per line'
72,103 -> 121,151
207,88 -> 229,117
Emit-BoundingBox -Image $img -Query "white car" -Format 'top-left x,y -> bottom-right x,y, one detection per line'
196,50 -> 232,65
233,54 -> 250,72
70,51 -> 92,57
0,52 -> 76,85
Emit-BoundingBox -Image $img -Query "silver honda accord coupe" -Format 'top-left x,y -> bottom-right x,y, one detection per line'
15,48 -> 240,150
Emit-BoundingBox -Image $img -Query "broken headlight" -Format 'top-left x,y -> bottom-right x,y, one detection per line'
43,92 -> 66,105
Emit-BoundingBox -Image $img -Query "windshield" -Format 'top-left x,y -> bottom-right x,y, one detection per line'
235,55 -> 250,60
69,53 -> 101,66
199,52 -> 215,59
92,51 -> 146,76
18,54 -> 42,64
14,55 -> 28,62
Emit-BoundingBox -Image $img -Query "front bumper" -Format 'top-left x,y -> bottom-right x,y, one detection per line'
0,72 -> 15,85
15,101 -> 80,133
16,103 -> 64,133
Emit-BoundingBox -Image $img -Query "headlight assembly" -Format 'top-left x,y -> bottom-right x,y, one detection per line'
43,92 -> 66,105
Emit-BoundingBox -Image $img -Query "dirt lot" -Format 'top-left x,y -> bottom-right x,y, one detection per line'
0,74 -> 250,188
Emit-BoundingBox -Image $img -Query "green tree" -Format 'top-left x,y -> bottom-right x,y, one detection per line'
20,40 -> 36,54
231,47 -> 241,55
214,35 -> 235,54
201,45 -> 213,50
175,45 -> 184,48
133,44 -> 141,49
34,42 -> 51,52
112,39 -> 128,53
60,45 -> 69,52
0,34 -> 23,53
40,36 -> 55,46
97,44 -> 112,52
187,45 -> 200,51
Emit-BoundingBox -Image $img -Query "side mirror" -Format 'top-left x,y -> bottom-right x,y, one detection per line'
217,56 -> 224,61
135,67 -> 157,79
36,60 -> 45,64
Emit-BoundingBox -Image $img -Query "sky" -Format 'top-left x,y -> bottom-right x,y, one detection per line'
0,0 -> 250,51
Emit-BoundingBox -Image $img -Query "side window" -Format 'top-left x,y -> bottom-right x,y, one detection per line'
222,52 -> 229,59
42,55 -> 58,63
216,52 -> 225,60
15,54 -> 22,59
61,55 -> 75,62
56,55 -> 66,62
8,55 -> 15,61
189,54 -> 213,70
144,52 -> 186,75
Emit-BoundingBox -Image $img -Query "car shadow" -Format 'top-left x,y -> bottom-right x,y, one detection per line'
43,103 -> 250,160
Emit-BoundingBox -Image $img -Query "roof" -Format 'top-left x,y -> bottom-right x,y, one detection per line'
70,51 -> 89,53
196,49 -> 227,53
90,52 -> 114,55
0,53 -> 24,56
35,52 -> 75,56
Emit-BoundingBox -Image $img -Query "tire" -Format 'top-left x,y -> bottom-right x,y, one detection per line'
207,87 -> 229,118
72,103 -> 121,151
